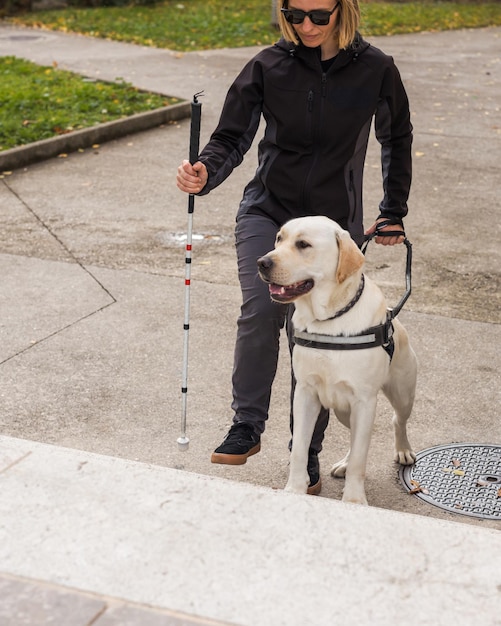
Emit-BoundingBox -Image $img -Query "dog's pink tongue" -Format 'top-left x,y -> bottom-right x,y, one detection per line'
269,281 -> 314,298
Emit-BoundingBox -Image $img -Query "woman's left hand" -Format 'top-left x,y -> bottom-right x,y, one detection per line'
365,219 -> 405,246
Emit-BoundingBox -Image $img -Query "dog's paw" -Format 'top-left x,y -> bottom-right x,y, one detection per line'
342,491 -> 368,506
330,450 -> 350,477
330,459 -> 348,478
285,481 -> 309,494
395,449 -> 416,465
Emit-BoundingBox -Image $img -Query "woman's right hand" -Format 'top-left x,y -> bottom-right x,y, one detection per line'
176,159 -> 208,194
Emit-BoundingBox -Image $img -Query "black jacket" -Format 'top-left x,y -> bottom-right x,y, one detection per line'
198,34 -> 412,245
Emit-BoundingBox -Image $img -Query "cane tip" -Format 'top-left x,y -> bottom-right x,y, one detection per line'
177,436 -> 190,451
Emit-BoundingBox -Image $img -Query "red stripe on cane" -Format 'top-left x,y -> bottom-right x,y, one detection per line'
185,279 -> 191,285
186,245 -> 192,251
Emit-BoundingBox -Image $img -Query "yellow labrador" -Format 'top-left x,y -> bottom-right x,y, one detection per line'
257,216 -> 417,505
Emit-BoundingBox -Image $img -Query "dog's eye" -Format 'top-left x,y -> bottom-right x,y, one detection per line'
296,240 -> 311,250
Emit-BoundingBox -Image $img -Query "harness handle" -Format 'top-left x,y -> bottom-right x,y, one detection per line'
361,222 -> 412,320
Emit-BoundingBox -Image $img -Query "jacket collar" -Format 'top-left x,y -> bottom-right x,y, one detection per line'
275,32 -> 369,70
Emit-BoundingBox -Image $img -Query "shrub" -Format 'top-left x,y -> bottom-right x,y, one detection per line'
1,0 -> 33,17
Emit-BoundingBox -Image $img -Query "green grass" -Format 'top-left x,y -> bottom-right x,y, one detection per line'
0,56 -> 181,151
6,0 -> 501,51
361,1 -> 501,36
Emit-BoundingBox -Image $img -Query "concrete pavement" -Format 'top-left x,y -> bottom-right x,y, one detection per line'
0,23 -> 500,625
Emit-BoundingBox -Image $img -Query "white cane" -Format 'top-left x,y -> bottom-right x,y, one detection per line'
178,92 -> 203,451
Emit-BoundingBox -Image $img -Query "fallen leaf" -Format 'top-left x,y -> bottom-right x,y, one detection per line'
453,469 -> 465,476
452,458 -> 461,467
408,479 -> 429,495
53,127 -> 72,135
497,488 -> 501,498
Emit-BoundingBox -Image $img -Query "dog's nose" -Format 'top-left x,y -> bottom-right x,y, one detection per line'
257,256 -> 273,272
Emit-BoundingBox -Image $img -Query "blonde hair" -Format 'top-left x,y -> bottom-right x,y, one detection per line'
277,0 -> 360,50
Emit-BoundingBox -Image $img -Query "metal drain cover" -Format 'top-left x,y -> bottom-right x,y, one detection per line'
400,443 -> 501,520
2,35 -> 44,41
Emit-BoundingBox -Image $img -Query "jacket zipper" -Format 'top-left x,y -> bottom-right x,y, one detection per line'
321,72 -> 327,97
302,72 -> 328,211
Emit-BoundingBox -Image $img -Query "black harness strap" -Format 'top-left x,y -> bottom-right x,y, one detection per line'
362,223 -> 412,320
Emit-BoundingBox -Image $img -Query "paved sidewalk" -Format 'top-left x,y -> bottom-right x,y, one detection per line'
0,23 -> 500,625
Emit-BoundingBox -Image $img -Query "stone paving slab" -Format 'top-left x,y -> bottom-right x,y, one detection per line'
0,576 -> 107,626
1,436 -> 500,626
0,574 -> 233,626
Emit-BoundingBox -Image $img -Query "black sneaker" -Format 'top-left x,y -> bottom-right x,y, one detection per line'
211,422 -> 261,465
307,448 -> 322,495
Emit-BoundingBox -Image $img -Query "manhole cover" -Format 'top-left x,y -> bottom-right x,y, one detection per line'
400,443 -> 501,520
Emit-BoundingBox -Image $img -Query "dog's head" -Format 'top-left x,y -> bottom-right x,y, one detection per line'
257,216 -> 365,310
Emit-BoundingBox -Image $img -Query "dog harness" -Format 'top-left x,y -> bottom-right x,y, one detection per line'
293,227 -> 412,362
294,300 -> 395,361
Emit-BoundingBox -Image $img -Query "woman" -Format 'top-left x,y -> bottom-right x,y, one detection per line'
176,0 -> 412,494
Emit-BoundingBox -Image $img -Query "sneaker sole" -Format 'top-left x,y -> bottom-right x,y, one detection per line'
307,478 -> 322,496
211,442 -> 261,465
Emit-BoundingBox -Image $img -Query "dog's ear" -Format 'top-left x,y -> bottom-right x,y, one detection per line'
335,232 -> 365,283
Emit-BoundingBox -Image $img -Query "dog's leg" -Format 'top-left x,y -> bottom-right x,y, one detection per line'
383,336 -> 417,465
342,399 -> 377,505
286,384 -> 321,494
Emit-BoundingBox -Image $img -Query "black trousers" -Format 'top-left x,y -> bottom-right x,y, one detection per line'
231,213 -> 329,452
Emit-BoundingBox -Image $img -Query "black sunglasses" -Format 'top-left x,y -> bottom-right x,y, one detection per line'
281,4 -> 340,26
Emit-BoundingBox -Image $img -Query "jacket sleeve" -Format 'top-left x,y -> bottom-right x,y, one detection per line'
374,60 -> 413,222
196,56 -> 264,195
